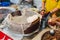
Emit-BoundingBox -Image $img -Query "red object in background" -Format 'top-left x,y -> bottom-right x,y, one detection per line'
0,31 -> 13,40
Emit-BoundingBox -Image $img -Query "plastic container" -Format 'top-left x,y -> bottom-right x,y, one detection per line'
5,9 -> 40,36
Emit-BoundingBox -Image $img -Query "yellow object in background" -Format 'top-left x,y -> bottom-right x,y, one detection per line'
42,0 -> 60,12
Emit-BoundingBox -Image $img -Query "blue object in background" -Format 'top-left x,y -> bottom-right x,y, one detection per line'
0,2 -> 1,6
1,2 -> 10,6
0,2 -> 11,6
0,0 -> 11,6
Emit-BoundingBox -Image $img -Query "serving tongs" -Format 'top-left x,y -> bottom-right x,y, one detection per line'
39,12 -> 51,31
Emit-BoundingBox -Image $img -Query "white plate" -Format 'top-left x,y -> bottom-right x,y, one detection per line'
0,7 -> 16,12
